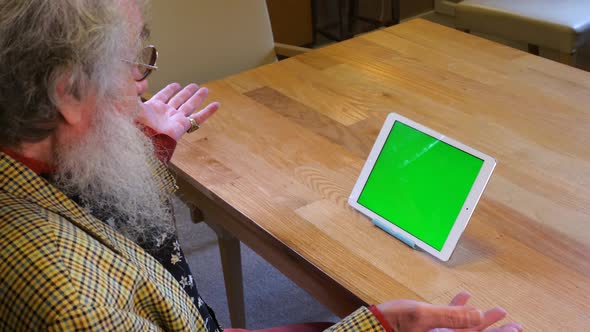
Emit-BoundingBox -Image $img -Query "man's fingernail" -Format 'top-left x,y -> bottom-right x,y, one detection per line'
469,310 -> 483,325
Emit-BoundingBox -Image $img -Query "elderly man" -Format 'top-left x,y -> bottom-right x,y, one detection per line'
0,0 -> 524,331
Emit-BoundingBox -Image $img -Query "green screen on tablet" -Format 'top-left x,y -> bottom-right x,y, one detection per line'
357,122 -> 484,251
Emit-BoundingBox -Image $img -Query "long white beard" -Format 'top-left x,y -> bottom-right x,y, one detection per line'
53,101 -> 173,246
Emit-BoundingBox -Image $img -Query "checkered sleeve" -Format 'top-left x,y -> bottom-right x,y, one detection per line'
1,154 -> 203,331
46,305 -> 162,331
324,307 -> 387,332
147,153 -> 178,195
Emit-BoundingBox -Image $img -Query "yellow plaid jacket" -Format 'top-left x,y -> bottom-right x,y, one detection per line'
0,152 -> 385,331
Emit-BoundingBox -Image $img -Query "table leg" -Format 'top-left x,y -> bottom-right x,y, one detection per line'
173,173 -> 364,320
209,223 -> 246,329
178,181 -> 247,329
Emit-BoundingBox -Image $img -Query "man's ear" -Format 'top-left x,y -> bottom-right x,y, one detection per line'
54,74 -> 83,126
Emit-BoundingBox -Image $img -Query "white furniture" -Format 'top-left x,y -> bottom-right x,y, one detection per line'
148,0 -> 308,90
455,0 -> 590,65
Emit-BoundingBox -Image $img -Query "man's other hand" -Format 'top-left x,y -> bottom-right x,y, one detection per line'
377,291 -> 523,332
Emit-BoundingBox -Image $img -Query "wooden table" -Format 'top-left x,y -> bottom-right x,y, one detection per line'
171,19 -> 590,331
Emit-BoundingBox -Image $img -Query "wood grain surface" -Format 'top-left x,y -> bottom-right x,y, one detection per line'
171,19 -> 590,331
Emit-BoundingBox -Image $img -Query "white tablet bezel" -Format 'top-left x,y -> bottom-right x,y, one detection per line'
348,113 -> 496,261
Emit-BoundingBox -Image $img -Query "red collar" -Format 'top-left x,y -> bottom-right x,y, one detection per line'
1,148 -> 55,174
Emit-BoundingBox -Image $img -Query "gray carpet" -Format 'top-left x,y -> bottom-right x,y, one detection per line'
173,199 -> 340,330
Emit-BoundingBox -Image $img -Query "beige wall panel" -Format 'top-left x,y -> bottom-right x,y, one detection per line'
148,0 -> 277,90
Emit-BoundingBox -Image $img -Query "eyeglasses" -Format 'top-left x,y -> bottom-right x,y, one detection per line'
125,45 -> 158,81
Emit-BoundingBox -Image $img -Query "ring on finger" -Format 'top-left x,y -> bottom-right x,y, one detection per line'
187,117 -> 200,133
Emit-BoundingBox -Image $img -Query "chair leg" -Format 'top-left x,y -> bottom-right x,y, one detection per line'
528,44 -> 540,55
559,51 -> 577,66
348,0 -> 355,36
311,0 -> 317,46
391,0 -> 400,25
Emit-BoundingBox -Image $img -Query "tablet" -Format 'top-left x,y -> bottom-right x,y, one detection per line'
348,113 -> 496,261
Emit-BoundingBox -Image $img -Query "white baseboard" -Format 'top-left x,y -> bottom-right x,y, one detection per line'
434,0 -> 459,16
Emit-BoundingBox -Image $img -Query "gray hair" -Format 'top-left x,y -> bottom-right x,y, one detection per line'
0,0 -> 144,147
